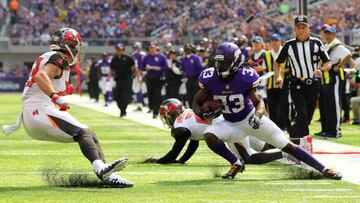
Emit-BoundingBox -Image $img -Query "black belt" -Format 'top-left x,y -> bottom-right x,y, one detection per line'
290,77 -> 318,85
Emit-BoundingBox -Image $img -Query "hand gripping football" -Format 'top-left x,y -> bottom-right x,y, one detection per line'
199,99 -> 224,120
201,99 -> 224,112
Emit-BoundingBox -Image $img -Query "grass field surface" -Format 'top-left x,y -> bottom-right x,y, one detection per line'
1,94 -> 360,203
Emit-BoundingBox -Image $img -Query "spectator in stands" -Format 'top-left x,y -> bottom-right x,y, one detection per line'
0,66 -> 7,78
9,0 -> 19,24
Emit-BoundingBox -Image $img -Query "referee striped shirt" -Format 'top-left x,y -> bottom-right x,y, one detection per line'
276,37 -> 330,79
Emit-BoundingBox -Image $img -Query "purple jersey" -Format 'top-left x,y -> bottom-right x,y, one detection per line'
142,53 -> 168,79
97,59 -> 111,77
180,54 -> 204,77
132,51 -> 146,71
198,67 -> 259,122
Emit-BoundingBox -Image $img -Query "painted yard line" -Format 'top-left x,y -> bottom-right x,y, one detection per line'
284,188 -> 352,192
313,151 -> 360,154
0,140 -> 175,144
265,182 -> 332,185
0,171 -> 293,175
304,195 -> 360,199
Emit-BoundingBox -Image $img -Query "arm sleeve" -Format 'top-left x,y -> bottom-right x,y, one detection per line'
156,127 -> 191,164
275,42 -> 290,64
178,140 -> 199,163
46,53 -> 69,70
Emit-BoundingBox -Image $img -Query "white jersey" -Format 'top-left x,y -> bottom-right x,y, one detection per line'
22,51 -> 69,107
173,109 -> 223,141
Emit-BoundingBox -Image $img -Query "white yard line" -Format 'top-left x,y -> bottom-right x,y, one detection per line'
284,188 -> 352,192
304,195 -> 360,199
66,95 -> 360,185
266,182 -> 332,185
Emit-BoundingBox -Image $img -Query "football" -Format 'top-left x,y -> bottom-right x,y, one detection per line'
201,99 -> 224,112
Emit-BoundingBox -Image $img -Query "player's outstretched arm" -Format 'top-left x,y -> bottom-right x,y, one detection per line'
143,127 -> 191,164
178,140 -> 200,163
249,88 -> 265,118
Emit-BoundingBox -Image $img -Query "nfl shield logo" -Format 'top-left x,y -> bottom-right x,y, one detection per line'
225,84 -> 230,89
155,57 -> 158,62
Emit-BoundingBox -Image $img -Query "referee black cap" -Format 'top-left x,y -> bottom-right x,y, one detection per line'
294,15 -> 309,26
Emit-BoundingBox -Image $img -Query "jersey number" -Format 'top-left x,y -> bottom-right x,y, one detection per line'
202,68 -> 214,79
214,94 -> 245,113
25,57 -> 43,87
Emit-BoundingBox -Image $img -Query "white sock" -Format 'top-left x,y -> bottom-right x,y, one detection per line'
234,159 -> 242,165
92,159 -> 106,173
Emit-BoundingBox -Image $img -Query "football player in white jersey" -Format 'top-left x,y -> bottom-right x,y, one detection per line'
4,28 -> 132,188
143,99 -> 310,164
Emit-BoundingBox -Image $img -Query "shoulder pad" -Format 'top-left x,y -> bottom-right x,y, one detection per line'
47,52 -> 69,70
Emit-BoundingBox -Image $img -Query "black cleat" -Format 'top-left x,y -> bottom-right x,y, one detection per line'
323,168 -> 342,180
221,163 -> 245,179
101,174 -> 133,188
96,158 -> 128,180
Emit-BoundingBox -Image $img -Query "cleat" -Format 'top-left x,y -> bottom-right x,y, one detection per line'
300,135 -> 313,154
323,168 -> 342,180
101,174 -> 133,188
96,158 -> 128,180
221,163 -> 245,179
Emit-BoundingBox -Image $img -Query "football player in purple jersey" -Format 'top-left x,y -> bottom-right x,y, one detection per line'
192,42 -> 342,180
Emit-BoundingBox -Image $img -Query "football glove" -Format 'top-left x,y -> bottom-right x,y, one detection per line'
59,83 -> 74,96
51,94 -> 70,111
199,108 -> 222,120
248,112 -> 261,129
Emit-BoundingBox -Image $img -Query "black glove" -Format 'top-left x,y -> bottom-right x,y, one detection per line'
143,158 -> 158,163
199,108 -> 222,120
248,112 -> 262,129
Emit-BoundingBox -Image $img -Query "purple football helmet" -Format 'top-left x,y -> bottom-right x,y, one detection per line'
214,42 -> 242,79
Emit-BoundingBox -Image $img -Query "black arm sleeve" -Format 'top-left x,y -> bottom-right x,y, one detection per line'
178,140 -> 199,163
46,53 -> 69,70
275,41 -> 290,64
156,127 -> 191,164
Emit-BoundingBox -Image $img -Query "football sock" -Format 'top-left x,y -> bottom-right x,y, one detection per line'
291,146 -> 325,172
209,140 -> 238,164
92,159 -> 106,173
247,152 -> 283,164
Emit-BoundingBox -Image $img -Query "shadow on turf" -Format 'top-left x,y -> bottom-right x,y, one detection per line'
155,167 -> 324,186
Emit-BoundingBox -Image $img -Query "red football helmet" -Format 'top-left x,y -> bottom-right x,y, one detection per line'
159,98 -> 184,128
50,28 -> 84,66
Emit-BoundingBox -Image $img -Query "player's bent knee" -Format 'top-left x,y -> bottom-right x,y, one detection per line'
204,133 -> 219,147
73,128 -> 96,142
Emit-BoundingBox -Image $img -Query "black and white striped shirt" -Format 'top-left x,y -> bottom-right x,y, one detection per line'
276,37 -> 330,79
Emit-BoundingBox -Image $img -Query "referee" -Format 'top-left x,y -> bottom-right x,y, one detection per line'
274,15 -> 331,138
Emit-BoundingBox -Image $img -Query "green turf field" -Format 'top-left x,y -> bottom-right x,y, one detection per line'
1,94 -> 360,203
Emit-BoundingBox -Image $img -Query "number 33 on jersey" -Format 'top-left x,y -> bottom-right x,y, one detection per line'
198,67 -> 260,122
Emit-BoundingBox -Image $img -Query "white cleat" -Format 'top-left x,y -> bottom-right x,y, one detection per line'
300,135 -> 313,154
96,158 -> 128,180
102,173 -> 133,188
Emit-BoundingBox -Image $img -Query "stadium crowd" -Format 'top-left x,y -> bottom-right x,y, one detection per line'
5,0 -> 360,45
